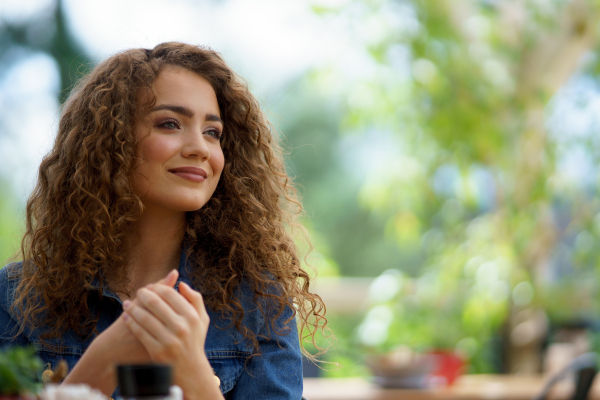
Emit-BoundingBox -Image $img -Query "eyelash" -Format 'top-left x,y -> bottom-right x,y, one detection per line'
206,129 -> 223,141
157,118 -> 180,130
156,119 -> 223,141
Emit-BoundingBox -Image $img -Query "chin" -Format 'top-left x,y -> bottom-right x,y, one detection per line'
172,197 -> 211,212
140,189 -> 214,213
184,204 -> 208,212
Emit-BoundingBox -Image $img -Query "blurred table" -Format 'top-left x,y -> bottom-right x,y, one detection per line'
303,374 -> 600,400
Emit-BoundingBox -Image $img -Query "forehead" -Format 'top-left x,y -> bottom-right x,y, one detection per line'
139,65 -> 220,116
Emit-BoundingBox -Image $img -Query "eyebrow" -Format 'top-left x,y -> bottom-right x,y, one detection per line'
205,114 -> 223,124
149,104 -> 223,124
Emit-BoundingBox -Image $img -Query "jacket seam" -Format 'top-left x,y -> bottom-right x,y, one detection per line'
33,341 -> 85,356
206,350 -> 251,358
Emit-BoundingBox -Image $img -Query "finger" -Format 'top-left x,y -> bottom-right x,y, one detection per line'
179,282 -> 208,317
123,300 -> 175,343
157,269 -> 178,287
123,311 -> 162,359
148,284 -> 198,319
133,288 -> 188,334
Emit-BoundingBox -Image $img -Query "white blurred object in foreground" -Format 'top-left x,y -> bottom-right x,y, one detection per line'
41,384 -> 108,400
40,384 -> 183,400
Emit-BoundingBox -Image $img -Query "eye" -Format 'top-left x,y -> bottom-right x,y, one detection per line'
204,128 -> 223,141
156,118 -> 181,130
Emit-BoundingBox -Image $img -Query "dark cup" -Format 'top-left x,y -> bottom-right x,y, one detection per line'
117,364 -> 173,397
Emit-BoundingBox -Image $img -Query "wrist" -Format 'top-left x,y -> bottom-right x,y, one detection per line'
62,335 -> 116,395
177,355 -> 223,400
88,334 -> 117,383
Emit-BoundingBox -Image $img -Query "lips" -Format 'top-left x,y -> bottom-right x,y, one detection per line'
168,166 -> 208,183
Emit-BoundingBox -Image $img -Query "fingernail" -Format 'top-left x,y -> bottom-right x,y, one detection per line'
123,300 -> 131,309
123,313 -> 130,321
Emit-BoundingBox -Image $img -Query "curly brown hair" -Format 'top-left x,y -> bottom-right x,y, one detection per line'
14,42 -> 327,358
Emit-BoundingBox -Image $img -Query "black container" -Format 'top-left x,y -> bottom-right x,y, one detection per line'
117,364 -> 173,399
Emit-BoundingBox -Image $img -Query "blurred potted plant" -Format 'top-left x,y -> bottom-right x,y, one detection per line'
0,346 -> 43,399
358,267 -> 509,387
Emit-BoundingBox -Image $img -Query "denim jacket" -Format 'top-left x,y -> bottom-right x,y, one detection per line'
0,252 -> 303,399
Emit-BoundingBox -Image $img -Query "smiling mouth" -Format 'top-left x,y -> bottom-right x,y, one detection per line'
168,167 -> 208,183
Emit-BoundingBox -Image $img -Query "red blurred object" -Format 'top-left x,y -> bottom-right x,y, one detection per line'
427,350 -> 465,387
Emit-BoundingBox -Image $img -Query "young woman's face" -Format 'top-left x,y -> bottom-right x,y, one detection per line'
132,65 -> 225,213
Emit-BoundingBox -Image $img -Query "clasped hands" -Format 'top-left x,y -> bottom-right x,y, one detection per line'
121,269 -> 208,365
117,270 -> 221,399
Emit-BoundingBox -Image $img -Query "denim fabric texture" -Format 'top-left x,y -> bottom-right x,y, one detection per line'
0,251 -> 303,399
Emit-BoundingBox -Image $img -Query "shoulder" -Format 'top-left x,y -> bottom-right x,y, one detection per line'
0,262 -> 23,278
0,262 -> 23,285
234,273 -> 285,312
0,261 -> 23,292
0,262 -> 23,305
206,274 -> 288,331
237,275 -> 296,333
0,263 -> 30,348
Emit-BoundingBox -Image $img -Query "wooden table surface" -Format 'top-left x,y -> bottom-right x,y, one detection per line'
303,374 -> 599,400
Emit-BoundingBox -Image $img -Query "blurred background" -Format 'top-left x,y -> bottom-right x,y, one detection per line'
3,0 -> 600,383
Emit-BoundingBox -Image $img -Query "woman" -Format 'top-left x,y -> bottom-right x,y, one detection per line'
0,42 -> 326,399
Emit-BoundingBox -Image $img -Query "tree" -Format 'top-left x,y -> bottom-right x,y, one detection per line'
0,0 -> 90,265
0,0 -> 92,103
285,0 -> 600,373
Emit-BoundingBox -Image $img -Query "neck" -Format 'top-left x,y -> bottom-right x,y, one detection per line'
125,205 -> 186,294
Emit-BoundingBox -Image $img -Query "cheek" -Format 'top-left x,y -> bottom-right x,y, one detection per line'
140,135 -> 178,164
211,147 -> 225,177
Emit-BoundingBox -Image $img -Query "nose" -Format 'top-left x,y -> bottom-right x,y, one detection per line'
181,130 -> 210,160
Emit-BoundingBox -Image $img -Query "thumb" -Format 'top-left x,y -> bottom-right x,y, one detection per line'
157,269 -> 179,287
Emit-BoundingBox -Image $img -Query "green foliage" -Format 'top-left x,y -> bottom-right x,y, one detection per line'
0,186 -> 22,266
303,312 -> 371,378
0,346 -> 43,396
283,0 -> 600,374
0,0 -> 92,103
356,266 -> 508,373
